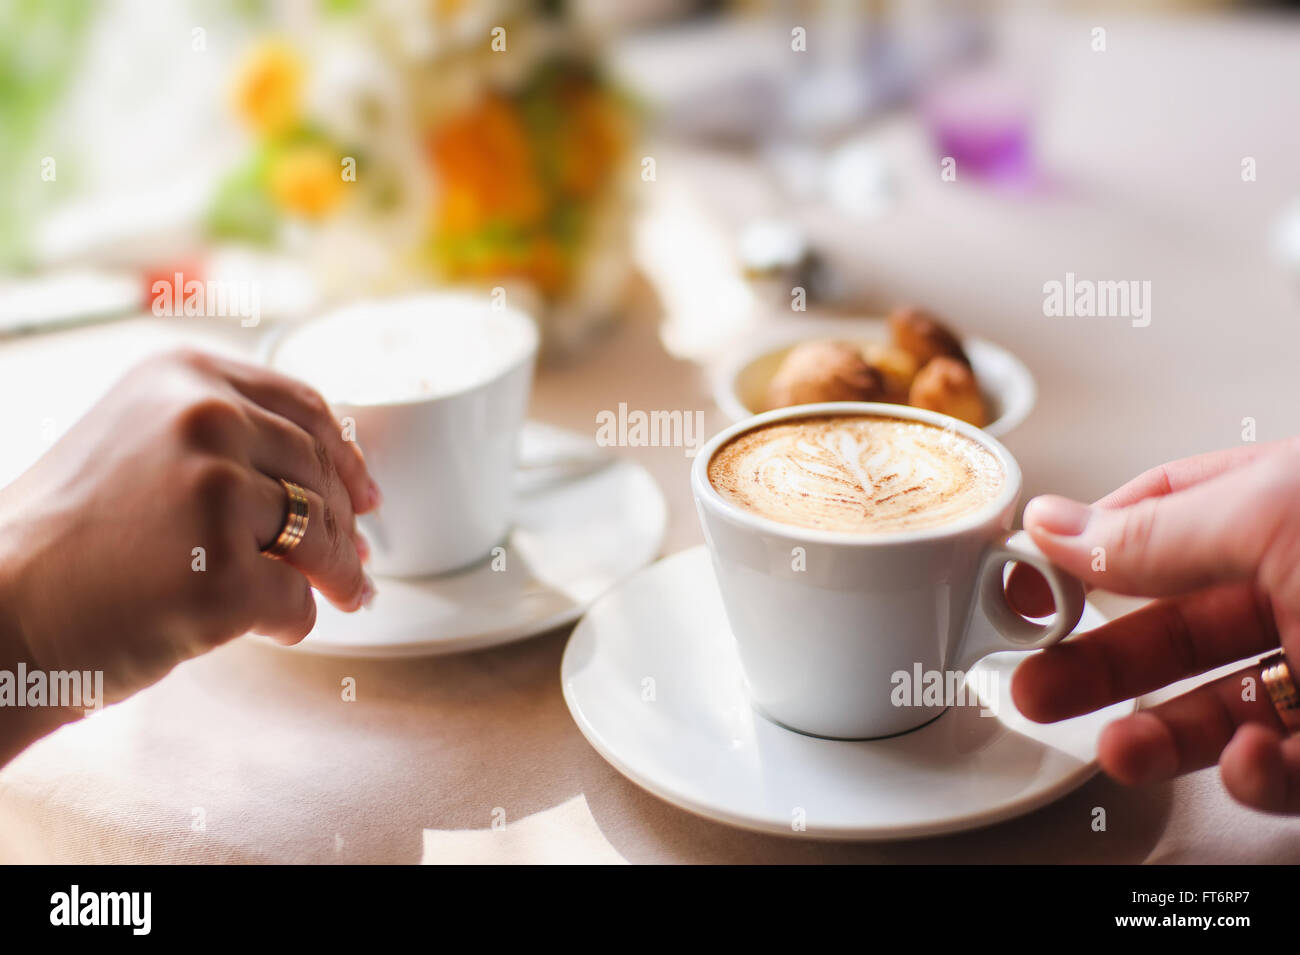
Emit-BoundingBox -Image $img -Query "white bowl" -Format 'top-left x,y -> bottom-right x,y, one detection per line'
709,318 -> 1036,438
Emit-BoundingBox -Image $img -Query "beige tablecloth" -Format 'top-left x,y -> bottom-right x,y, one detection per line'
4,12 -> 1300,863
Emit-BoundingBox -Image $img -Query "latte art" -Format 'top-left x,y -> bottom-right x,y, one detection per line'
707,415 -> 1004,534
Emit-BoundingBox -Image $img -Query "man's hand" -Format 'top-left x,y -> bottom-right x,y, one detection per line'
1008,438 -> 1300,812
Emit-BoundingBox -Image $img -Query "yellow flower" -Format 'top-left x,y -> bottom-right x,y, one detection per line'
267,144 -> 347,218
233,40 -> 304,137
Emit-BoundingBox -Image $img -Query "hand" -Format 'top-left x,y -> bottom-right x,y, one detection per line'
0,349 -> 379,760
1008,437 -> 1300,812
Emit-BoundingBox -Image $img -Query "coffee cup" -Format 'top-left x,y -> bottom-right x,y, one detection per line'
691,401 -> 1085,740
270,292 -> 538,577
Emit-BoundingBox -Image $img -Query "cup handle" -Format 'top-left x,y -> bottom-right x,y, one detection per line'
950,530 -> 1087,671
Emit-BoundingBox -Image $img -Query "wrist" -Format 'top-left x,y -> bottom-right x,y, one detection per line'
0,500 -> 78,765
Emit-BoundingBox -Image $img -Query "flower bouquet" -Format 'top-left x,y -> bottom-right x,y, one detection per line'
208,1 -> 637,357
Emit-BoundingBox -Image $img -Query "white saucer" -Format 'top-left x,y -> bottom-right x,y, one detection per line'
282,422 -> 666,658
710,317 -> 1036,438
562,546 -> 1134,840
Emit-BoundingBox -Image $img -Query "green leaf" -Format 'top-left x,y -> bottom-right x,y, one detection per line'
205,159 -> 277,245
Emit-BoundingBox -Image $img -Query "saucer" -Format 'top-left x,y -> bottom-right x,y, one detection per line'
280,422 -> 666,658
562,546 -> 1135,840
710,317 -> 1036,438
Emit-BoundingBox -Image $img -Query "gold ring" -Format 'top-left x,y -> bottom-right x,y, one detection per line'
1260,651 -> 1300,734
262,479 -> 310,559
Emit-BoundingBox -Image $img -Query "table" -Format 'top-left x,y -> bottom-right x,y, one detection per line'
3,12 -> 1300,863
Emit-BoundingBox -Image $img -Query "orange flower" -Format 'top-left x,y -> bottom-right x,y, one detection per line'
232,40 -> 304,137
437,184 -> 482,235
430,94 -> 544,232
267,144 -> 347,218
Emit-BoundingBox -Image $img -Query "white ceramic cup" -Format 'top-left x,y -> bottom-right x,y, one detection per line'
691,401 -> 1086,740
271,295 -> 538,578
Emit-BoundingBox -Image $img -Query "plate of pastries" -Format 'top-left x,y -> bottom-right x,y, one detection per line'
711,307 -> 1035,438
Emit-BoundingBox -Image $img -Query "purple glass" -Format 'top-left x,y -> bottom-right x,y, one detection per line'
923,69 -> 1037,186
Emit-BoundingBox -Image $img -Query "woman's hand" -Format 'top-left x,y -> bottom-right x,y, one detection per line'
1009,438 -> 1300,812
0,349 -> 379,758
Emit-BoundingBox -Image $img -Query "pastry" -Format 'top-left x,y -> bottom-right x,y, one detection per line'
861,342 -> 919,405
888,307 -> 970,368
908,356 -> 988,426
767,340 -> 886,409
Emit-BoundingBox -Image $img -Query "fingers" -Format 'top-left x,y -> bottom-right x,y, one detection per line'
243,402 -> 364,562
1007,439 -> 1300,615
1022,450 -> 1300,597
1096,438 -> 1299,509
1220,724 -> 1300,814
245,557 -> 318,645
1004,563 -> 1057,618
249,471 -> 373,613
1095,657 -> 1285,785
1008,440 -> 1300,809
1011,583 -> 1277,723
1020,589 -> 1300,810
200,353 -> 380,516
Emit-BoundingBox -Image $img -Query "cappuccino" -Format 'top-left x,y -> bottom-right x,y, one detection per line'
270,293 -> 537,406
707,414 -> 1003,534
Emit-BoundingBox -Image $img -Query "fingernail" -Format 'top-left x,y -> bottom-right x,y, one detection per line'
367,480 -> 383,510
354,531 -> 370,564
1024,495 -> 1091,537
360,575 -> 377,609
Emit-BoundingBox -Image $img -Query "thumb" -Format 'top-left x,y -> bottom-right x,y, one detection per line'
1022,454 -> 1296,597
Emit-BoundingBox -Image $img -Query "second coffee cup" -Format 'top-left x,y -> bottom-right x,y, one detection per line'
270,292 -> 539,577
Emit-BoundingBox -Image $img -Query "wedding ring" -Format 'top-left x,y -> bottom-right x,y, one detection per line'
262,479 -> 310,559
1260,651 -> 1300,734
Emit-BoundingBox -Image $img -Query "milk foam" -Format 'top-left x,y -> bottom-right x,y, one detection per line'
271,294 -> 537,406
708,415 -> 1004,534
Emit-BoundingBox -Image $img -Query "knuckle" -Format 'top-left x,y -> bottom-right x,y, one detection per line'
313,435 -> 339,488
1114,502 -> 1158,569
173,396 -> 249,451
185,456 -> 249,513
1151,603 -> 1198,675
320,497 -> 344,553
294,383 -> 332,421
289,426 -> 343,500
1143,462 -> 1174,496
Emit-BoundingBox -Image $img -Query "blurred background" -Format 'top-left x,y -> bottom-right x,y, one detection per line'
6,0 -> 1300,866
2,0 -> 1300,498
